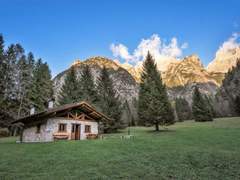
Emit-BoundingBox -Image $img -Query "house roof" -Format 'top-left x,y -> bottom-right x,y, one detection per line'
12,101 -> 111,125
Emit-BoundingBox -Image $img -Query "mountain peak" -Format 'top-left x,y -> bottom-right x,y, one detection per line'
183,54 -> 202,66
163,54 -> 218,87
71,56 -> 120,70
207,47 -> 240,73
71,59 -> 82,66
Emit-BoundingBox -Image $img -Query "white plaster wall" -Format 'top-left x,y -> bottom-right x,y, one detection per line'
22,118 -> 99,142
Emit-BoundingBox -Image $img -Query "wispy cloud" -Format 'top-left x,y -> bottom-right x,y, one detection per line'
110,34 -> 188,71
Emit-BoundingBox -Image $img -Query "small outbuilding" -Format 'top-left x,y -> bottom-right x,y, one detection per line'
12,102 -> 111,142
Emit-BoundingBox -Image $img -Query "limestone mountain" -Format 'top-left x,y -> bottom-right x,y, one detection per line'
114,61 -> 142,83
207,47 -> 240,73
117,54 -> 220,88
206,47 -> 240,85
162,55 -> 219,87
53,56 -> 138,103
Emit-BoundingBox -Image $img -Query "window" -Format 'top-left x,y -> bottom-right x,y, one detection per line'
85,125 -> 91,133
36,124 -> 41,133
59,123 -> 67,132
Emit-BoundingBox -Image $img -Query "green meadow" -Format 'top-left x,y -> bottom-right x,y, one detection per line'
1,117 -> 240,180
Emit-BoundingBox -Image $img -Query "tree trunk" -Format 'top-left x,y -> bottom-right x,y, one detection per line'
155,122 -> 159,131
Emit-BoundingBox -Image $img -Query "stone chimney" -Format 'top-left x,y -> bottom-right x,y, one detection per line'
30,106 -> 35,115
48,98 -> 55,109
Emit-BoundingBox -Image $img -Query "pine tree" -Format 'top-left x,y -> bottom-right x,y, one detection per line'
138,52 -> 174,131
203,95 -> 215,118
192,86 -> 213,122
175,97 -> 192,121
78,65 -> 98,104
16,54 -> 29,117
24,52 -> 35,110
31,59 -> 53,112
235,95 -> 240,115
0,34 -> 5,105
97,66 -> 122,132
4,44 -> 25,111
58,67 -> 80,105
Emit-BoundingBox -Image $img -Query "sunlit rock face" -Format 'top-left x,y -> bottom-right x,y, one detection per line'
207,47 -> 240,73
117,54 -> 225,88
114,61 -> 142,83
162,55 -> 218,87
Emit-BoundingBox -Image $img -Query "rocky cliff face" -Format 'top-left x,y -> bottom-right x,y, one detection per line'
207,47 -> 240,73
206,47 -> 240,84
162,55 -> 218,87
116,54 -> 228,88
168,82 -> 218,105
53,56 -> 138,103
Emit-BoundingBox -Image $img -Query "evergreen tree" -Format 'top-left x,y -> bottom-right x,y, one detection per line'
31,59 -> 53,112
175,97 -> 192,121
0,34 -> 6,105
4,44 -> 24,110
203,95 -> 215,118
16,54 -> 29,117
58,67 -> 80,105
235,95 -> 240,115
78,65 -> 98,104
138,52 -> 174,131
24,52 -> 36,109
192,86 -> 213,122
97,66 -> 122,132
0,33 -> 52,120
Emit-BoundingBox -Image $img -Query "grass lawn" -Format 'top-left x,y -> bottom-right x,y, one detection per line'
1,117 -> 240,180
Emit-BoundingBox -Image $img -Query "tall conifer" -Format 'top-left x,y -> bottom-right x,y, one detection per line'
97,66 -> 122,132
78,65 -> 98,104
58,67 -> 80,105
192,86 -> 213,121
0,34 -> 5,105
138,52 -> 174,131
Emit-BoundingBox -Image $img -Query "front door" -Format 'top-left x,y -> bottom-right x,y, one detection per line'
71,124 -> 81,140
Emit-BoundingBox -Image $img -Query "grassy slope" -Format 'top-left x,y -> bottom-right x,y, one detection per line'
1,117 -> 240,180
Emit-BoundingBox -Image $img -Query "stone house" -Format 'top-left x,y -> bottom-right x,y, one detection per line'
12,101 -> 110,142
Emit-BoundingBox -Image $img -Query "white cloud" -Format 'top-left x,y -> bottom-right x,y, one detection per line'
110,44 -> 132,62
216,32 -> 240,55
110,34 -> 188,71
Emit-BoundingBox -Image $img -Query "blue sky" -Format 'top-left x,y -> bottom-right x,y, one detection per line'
1,0 -> 240,76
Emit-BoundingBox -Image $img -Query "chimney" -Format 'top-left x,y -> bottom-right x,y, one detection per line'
48,98 -> 55,109
30,106 -> 35,115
